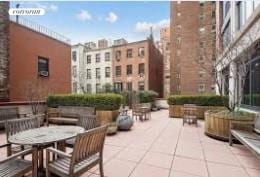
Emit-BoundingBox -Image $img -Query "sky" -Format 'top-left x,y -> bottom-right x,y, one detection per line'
10,1 -> 170,45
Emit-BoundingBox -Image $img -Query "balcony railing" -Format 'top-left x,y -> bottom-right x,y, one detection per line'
10,16 -> 71,45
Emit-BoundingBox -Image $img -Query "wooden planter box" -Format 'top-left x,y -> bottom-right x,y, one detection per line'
204,110 -> 254,141
169,105 -> 225,119
96,110 -> 119,125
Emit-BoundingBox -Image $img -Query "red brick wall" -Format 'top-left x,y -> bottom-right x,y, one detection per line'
170,1 -> 215,95
9,22 -> 71,101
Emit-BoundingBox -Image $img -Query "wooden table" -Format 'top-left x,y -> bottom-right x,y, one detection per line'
8,126 -> 84,177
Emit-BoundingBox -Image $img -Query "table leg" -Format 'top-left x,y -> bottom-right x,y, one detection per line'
57,141 -> 66,152
38,148 -> 44,171
32,146 -> 38,177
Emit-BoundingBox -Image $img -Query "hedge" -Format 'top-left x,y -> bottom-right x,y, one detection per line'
138,90 -> 158,103
167,95 -> 228,106
47,93 -> 123,110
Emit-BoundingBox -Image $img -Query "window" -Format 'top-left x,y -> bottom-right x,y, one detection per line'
199,1 -> 205,6
224,1 -> 230,17
177,25 -> 181,31
138,63 -> 145,75
177,85 -> 181,91
212,10 -> 216,18
115,50 -> 121,61
236,1 -> 243,31
177,12 -> 181,17
199,27 -> 205,34
127,65 -> 133,75
96,84 -> 101,93
114,82 -> 123,92
127,49 -> 133,58
105,67 -> 110,78
38,57 -> 49,77
72,82 -> 77,93
138,47 -> 145,57
96,54 -> 100,63
87,69 -> 91,79
87,55 -> 91,64
177,37 -> 181,44
105,52 -> 110,61
127,82 -> 132,91
138,81 -> 145,91
72,51 -> 77,61
242,57 -> 260,108
223,20 -> 231,47
87,84 -> 92,93
72,66 -> 77,77
176,73 -> 181,79
200,41 -> 204,48
115,66 -> 121,77
198,84 -> 205,92
96,68 -> 101,79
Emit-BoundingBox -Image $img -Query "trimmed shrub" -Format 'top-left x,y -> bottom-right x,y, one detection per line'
138,90 -> 158,103
167,95 -> 228,106
47,93 -> 122,110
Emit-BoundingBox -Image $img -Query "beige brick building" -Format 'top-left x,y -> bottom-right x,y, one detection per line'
170,1 -> 216,95
112,39 -> 163,97
0,2 -> 10,101
158,27 -> 171,97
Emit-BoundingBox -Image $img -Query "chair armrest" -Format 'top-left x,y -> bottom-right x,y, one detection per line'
0,149 -> 33,164
18,113 -> 28,118
0,143 -> 11,149
46,147 -> 72,158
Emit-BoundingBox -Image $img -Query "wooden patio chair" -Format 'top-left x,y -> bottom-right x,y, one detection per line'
46,125 -> 108,177
132,104 -> 144,121
183,104 -> 198,126
0,144 -> 33,177
4,117 -> 41,156
65,115 -> 97,148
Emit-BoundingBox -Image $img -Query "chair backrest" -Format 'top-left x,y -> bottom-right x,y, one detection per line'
0,107 -> 19,126
78,115 -> 97,130
58,106 -> 95,118
183,104 -> 197,116
254,114 -> 260,134
5,117 -> 40,139
70,125 -> 108,170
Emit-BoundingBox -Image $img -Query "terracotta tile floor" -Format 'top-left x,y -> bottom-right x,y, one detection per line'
0,110 -> 260,177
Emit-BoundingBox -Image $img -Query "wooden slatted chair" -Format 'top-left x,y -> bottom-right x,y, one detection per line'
65,115 -> 97,148
4,117 -> 40,156
183,104 -> 198,126
46,125 -> 108,177
0,144 -> 33,177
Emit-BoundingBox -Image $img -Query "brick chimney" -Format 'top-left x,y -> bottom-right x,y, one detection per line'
0,2 -> 10,101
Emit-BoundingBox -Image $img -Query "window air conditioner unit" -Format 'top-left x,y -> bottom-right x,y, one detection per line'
39,71 -> 49,77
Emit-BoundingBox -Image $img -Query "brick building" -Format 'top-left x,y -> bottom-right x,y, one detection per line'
0,2 -> 10,101
0,3 -> 71,102
112,39 -> 163,97
158,27 -> 171,97
9,22 -> 71,101
170,1 -> 216,95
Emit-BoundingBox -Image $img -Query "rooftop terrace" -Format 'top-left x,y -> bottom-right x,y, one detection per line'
0,110 -> 259,177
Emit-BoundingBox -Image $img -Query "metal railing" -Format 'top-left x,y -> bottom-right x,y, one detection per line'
10,16 -> 71,45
